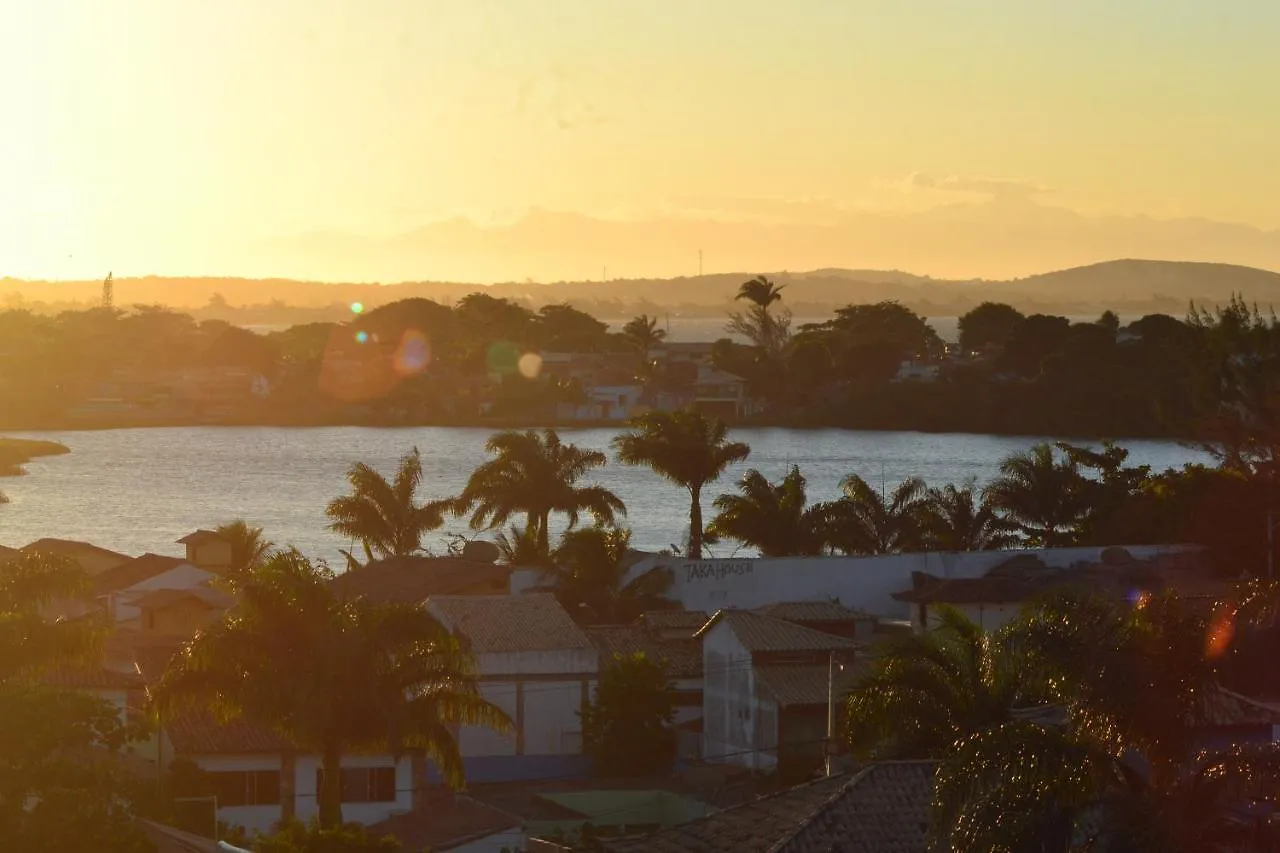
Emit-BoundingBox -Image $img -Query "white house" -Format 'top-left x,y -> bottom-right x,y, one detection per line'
692,365 -> 755,419
696,610 -> 857,774
893,360 -> 941,382
577,545 -> 1201,620
94,553 -> 221,624
556,383 -> 644,421
425,594 -> 598,783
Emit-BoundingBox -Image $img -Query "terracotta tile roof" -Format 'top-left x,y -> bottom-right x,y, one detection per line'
757,601 -> 874,623
1196,689 -> 1280,728
695,610 -> 858,653
585,625 -> 703,679
129,641 -> 186,685
754,665 -> 858,708
132,586 -> 233,611
22,538 -> 130,564
329,556 -> 512,605
164,709 -> 291,755
176,530 -> 227,546
94,554 -> 194,593
41,664 -> 144,690
369,791 -> 519,851
607,761 -> 935,853
640,610 -> 710,635
427,593 -> 593,653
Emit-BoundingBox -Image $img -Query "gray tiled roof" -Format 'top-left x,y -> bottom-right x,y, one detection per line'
427,593 -> 594,653
757,601 -> 873,623
329,556 -> 512,605
607,761 -> 935,852
585,625 -> 702,678
696,610 -> 859,653
640,610 -> 711,633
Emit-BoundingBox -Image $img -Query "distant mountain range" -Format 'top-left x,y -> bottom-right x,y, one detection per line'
4,259 -> 1280,321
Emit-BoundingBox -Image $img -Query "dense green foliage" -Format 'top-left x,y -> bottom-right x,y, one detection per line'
580,652 -> 677,777
0,551 -> 153,852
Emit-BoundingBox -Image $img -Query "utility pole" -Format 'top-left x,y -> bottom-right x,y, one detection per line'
826,649 -> 845,777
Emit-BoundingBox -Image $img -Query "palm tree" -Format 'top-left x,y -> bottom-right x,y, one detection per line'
708,466 -> 830,556
154,550 -> 508,828
493,523 -> 552,568
457,429 -> 625,554
214,519 -> 275,580
826,474 -> 927,555
0,552 -> 98,680
613,411 -> 751,559
621,314 -> 667,362
983,443 -> 1088,547
727,275 -> 792,356
544,526 -> 675,624
325,446 -> 451,564
932,591 -> 1265,852
919,480 -> 1017,551
843,606 -> 1034,760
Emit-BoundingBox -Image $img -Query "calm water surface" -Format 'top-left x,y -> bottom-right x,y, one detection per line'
0,427 -> 1208,562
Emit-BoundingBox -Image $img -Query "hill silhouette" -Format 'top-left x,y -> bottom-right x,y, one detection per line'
3,259 -> 1278,322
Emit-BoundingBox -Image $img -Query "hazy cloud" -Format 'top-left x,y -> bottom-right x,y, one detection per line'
669,194 -> 853,224
908,173 -> 1050,198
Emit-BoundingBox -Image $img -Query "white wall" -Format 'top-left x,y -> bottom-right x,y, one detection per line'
192,754 -> 285,836
192,754 -> 413,835
531,545 -> 1199,620
701,621 -> 761,769
457,648 -> 597,760
919,602 -> 1024,633
293,754 -> 413,827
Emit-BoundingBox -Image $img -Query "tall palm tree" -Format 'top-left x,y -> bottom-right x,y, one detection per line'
983,443 -> 1088,547
919,480 -> 1017,551
0,552 -> 98,680
613,411 -> 750,559
708,466 -> 830,556
457,429 -> 625,554
826,474 -> 927,555
154,550 -> 508,828
493,523 -> 552,569
544,526 -> 675,624
325,446 -> 451,564
843,606 -> 1034,760
727,275 -> 792,356
214,519 -> 275,580
621,314 -> 667,363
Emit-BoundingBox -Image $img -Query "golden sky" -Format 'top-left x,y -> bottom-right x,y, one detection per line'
3,1 -> 1279,282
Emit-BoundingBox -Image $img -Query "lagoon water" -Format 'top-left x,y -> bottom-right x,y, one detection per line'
0,427 -> 1209,563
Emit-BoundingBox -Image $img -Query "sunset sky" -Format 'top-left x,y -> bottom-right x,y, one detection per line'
3,1 -> 1279,283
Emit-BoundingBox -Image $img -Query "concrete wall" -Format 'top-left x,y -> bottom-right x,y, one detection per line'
188,539 -> 233,570
558,545 -> 1200,620
145,598 -> 219,636
917,601 -> 1024,633
191,754 -> 286,836
701,620 -> 761,769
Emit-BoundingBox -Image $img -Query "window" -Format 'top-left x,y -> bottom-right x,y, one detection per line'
315,767 -> 397,804
209,770 -> 280,807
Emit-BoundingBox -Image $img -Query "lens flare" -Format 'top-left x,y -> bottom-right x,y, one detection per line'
1205,604 -> 1236,660
486,341 -> 519,376
394,329 -> 431,376
354,330 -> 369,344
518,352 -> 543,379
351,302 -> 365,314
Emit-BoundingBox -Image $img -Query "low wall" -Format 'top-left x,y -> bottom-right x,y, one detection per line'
511,544 -> 1201,619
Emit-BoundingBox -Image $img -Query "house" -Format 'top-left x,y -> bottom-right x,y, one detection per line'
1194,688 -> 1280,753
755,601 -> 878,640
556,383 -> 644,422
134,586 -> 234,636
692,366 -> 755,419
601,761 -> 935,853
652,342 -> 716,368
21,537 -> 131,576
177,530 -> 233,572
638,610 -> 710,641
893,359 -> 941,382
329,555 -> 512,605
41,663 -> 146,725
94,553 -> 221,625
695,610 -> 858,775
424,594 -> 598,783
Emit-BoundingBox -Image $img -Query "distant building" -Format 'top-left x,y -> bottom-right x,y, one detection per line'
893,359 -> 941,382
177,530 -> 234,572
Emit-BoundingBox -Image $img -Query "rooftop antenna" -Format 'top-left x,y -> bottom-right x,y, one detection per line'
101,272 -> 113,309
